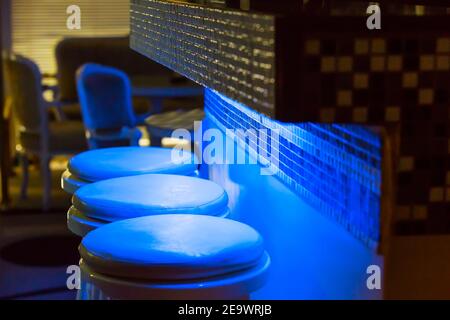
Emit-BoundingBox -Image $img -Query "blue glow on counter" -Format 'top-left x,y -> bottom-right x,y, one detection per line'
203,88 -> 382,248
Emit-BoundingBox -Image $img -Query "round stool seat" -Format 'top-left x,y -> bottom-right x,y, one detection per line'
68,174 -> 229,236
78,215 -> 270,299
62,147 -> 197,194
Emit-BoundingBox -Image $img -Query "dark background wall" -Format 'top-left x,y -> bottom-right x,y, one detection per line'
0,0 -> 9,206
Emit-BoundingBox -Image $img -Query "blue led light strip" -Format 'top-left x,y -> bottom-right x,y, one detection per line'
205,88 -> 382,248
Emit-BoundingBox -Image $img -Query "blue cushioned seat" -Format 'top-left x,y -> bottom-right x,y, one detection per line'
68,174 -> 229,236
61,146 -> 197,194
79,214 -> 269,281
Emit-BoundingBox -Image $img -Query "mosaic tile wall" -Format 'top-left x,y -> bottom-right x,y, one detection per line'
130,0 -> 275,115
130,1 -> 450,239
205,88 -> 382,248
299,36 -> 450,124
298,35 -> 450,235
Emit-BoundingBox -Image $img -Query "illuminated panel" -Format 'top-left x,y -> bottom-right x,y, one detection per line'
130,0 -> 275,116
205,88 -> 382,248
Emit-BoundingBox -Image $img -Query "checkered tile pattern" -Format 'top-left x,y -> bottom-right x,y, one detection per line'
302,36 -> 450,235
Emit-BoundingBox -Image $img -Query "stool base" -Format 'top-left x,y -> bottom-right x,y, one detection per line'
61,170 -> 88,194
62,169 -> 200,195
77,252 -> 270,300
67,206 -> 105,237
67,206 -> 231,237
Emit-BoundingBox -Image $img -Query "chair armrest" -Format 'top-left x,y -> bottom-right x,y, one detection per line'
42,99 -> 68,121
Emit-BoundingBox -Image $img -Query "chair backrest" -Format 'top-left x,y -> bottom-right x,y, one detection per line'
76,63 -> 136,132
56,36 -> 173,102
2,53 -> 44,133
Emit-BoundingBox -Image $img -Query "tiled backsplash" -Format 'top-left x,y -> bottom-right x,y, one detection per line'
130,0 -> 449,243
130,0 -> 275,116
205,88 -> 382,248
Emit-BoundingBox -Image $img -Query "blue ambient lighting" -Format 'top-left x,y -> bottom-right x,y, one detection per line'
204,88 -> 382,248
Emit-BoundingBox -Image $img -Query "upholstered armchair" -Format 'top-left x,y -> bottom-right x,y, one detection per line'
76,63 -> 142,149
3,53 -> 87,210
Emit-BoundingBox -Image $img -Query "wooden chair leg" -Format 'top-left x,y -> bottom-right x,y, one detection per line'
19,153 -> 29,200
40,156 -> 51,211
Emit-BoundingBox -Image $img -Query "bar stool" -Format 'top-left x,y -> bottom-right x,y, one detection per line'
78,214 -> 270,300
67,174 -> 229,237
61,146 -> 197,194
